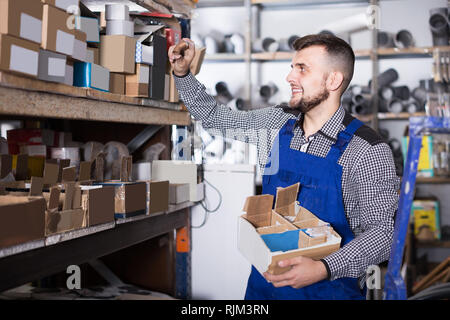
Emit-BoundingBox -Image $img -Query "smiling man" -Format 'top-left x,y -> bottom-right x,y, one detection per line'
169,34 -> 400,300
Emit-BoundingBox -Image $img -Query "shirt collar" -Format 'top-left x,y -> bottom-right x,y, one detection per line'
295,105 -> 345,142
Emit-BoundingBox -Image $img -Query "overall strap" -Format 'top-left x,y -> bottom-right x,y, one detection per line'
326,118 -> 364,163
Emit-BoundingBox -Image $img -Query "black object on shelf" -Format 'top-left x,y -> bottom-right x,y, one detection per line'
429,7 -> 449,46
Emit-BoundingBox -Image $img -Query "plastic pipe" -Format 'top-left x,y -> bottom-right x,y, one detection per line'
379,86 -> 394,100
278,35 -> 300,52
230,33 -> 245,54
393,86 -> 411,100
388,99 -> 404,113
394,30 -> 415,48
369,68 -> 399,88
429,7 -> 449,46
253,37 -> 279,52
412,87 -> 427,106
378,31 -> 395,48
260,82 -> 279,100
319,12 -> 368,35
215,82 -> 233,101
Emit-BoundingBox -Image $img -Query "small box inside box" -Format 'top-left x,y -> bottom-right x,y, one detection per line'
238,183 -> 342,275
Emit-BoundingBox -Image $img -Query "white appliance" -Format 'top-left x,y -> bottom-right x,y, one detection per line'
191,163 -> 255,300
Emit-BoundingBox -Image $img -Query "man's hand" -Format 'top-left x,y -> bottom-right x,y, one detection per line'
168,38 -> 196,77
263,256 -> 328,289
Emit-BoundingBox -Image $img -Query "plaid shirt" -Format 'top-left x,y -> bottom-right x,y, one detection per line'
175,72 -> 400,288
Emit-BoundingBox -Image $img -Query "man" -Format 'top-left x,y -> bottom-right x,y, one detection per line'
168,34 -> 400,300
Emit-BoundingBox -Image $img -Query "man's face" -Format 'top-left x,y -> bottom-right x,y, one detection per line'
286,45 -> 331,113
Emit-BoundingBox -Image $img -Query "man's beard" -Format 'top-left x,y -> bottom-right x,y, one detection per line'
289,86 -> 330,113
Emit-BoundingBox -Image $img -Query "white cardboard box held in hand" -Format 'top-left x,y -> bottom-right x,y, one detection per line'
238,183 -> 342,276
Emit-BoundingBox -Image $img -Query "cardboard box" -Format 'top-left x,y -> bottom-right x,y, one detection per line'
190,46 -> 206,76
402,135 -> 434,177
41,0 -> 79,12
72,29 -> 87,61
0,154 -> 12,179
95,181 -> 147,219
145,180 -> 169,214
0,34 -> 39,78
238,183 -> 341,275
135,41 -> 153,65
38,49 -> 67,83
73,61 -> 110,92
45,184 -> 85,235
169,183 -> 190,204
152,161 -> 198,202
125,63 -> 149,97
109,72 -> 125,95
0,195 -> 46,249
0,0 -> 43,44
64,59 -> 74,86
76,16 -> 100,43
164,28 -> 181,51
86,46 -> 99,64
41,4 -> 75,56
100,35 -> 136,74
164,74 -> 170,101
168,72 -> 179,103
132,161 -> 151,181
81,185 -> 115,226
105,4 -> 129,20
106,20 -> 134,38
412,199 -> 440,240
19,145 -> 47,157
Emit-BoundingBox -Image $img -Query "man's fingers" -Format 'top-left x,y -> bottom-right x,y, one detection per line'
264,270 -> 294,283
278,256 -> 303,268
271,280 -> 293,288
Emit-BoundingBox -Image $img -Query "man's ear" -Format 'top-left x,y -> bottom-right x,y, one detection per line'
327,71 -> 344,92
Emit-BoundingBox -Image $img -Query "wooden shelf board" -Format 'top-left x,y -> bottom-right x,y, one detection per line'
378,112 -> 426,120
416,177 -> 450,184
0,72 -> 191,126
205,54 -> 246,61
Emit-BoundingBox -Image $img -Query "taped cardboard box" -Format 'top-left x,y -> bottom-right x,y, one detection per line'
125,63 -> 149,97
100,35 -> 136,74
169,183 -> 190,204
72,29 -> 87,62
38,49 -> 67,83
41,4 -> 75,56
0,34 -> 40,78
0,0 -> 43,44
0,195 -> 46,249
95,181 -> 147,219
238,183 -> 341,275
141,180 -> 169,214
81,185 -> 115,226
86,46 -> 99,64
109,73 -> 125,95
76,16 -> 100,43
73,61 -> 110,92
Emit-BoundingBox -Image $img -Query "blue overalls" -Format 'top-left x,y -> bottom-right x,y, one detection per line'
245,117 -> 366,300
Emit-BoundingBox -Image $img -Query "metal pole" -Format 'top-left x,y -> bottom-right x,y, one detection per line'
370,0 -> 379,131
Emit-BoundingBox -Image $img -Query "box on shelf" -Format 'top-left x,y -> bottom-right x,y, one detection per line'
86,46 -> 99,64
125,63 -> 149,97
64,60 -> 74,86
0,34 -> 39,78
0,195 -> 46,249
143,180 -> 169,214
402,135 -> 434,178
132,161 -> 151,181
41,4 -> 75,56
0,154 -> 12,179
148,35 -> 167,100
164,74 -> 170,101
169,183 -> 190,204
100,35 -> 136,74
38,49 -> 67,83
106,20 -> 134,38
72,29 -> 87,61
190,46 -> 206,76
7,128 -> 57,155
95,181 -> 147,219
164,28 -> 181,51
0,0 -> 43,44
81,185 -> 115,226
109,72 -> 125,95
45,183 -> 86,236
168,73 -> 179,103
41,0 -> 79,12
238,183 -> 341,275
411,199 -> 440,241
135,41 -> 154,65
76,16 -> 100,43
73,61 -> 109,92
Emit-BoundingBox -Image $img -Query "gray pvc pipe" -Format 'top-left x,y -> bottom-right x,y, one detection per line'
378,31 -> 395,48
369,68 -> 399,88
260,82 -> 279,100
215,82 -> 233,101
388,99 -> 404,113
406,101 -> 419,114
429,7 -> 449,46
278,35 -> 300,52
379,86 -> 394,100
394,30 -> 415,48
253,38 -> 279,52
393,86 -> 411,100
412,87 -> 427,106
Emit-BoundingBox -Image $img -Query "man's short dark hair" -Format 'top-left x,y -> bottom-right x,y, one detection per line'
293,34 -> 355,93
